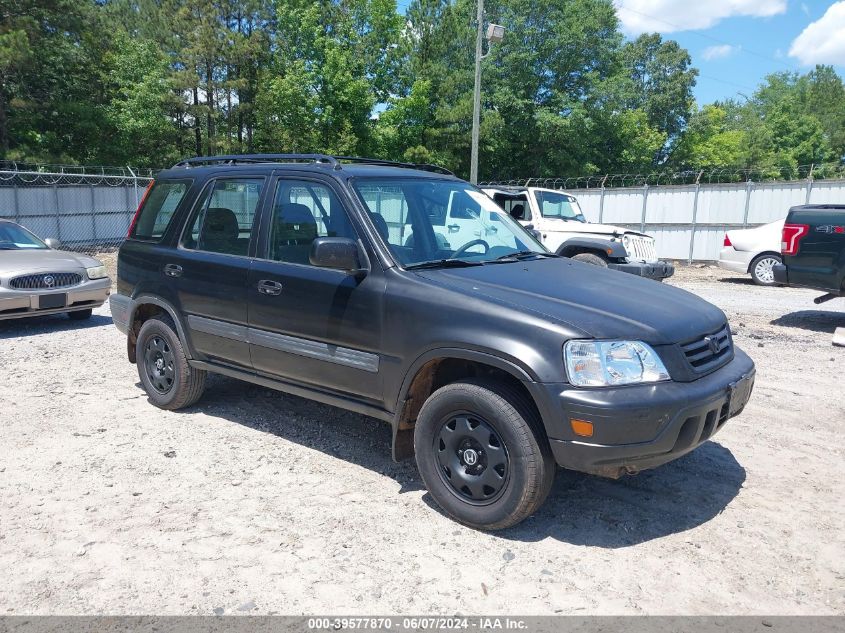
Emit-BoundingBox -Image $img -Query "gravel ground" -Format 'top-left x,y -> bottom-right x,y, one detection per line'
0,264 -> 843,615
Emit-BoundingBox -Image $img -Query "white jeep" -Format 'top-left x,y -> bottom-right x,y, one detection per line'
481,186 -> 674,280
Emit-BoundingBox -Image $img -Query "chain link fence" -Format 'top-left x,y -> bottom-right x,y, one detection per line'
0,163 -> 155,254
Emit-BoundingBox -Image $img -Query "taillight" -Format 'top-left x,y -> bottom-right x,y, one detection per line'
126,180 -> 155,238
781,223 -> 809,256
723,233 -> 732,247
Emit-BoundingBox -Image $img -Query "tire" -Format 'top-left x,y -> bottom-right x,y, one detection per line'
67,308 -> 93,320
414,378 -> 555,531
136,316 -> 206,410
750,253 -> 781,286
571,252 -> 608,267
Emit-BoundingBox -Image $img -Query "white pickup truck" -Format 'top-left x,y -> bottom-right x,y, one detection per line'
481,186 -> 674,280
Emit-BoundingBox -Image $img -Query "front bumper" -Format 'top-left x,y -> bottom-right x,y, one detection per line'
539,348 -> 755,478
609,260 -> 675,280
0,277 -> 110,321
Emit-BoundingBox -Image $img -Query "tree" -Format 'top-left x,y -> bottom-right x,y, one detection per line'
674,105 -> 747,169
617,33 -> 697,163
100,33 -> 180,166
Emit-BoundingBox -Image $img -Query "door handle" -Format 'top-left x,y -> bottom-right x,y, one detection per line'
163,264 -> 183,277
447,224 -> 460,233
257,279 -> 283,296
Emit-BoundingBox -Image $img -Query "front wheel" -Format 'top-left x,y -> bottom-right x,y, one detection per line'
414,379 -> 555,530
571,252 -> 608,267
750,254 -> 782,286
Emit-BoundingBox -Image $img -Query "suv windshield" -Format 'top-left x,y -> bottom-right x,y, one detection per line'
535,190 -> 585,222
0,222 -> 48,250
352,178 -> 547,267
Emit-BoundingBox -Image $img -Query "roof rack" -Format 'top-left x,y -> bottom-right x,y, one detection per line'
171,154 -> 454,176
333,156 -> 454,176
171,154 -> 339,169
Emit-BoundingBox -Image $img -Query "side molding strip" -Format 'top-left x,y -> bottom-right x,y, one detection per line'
187,314 -> 379,373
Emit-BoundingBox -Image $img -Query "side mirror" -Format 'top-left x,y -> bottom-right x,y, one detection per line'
44,238 -> 61,249
309,237 -> 366,275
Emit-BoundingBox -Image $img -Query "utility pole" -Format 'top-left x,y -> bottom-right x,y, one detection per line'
470,0 -> 484,185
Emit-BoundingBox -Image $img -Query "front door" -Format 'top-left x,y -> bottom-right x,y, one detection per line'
167,175 -> 266,368
247,175 -> 384,403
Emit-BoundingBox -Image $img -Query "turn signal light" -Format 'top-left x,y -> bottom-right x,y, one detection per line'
570,419 -> 594,437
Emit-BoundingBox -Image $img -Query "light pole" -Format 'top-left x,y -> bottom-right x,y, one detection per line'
469,1 -> 504,184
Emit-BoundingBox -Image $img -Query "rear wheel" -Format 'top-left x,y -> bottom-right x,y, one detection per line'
750,253 -> 781,286
136,316 -> 206,410
414,379 -> 555,530
571,252 -> 608,267
67,308 -> 92,320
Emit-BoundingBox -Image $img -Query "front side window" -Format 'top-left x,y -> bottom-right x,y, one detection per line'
183,178 -> 264,256
353,178 -> 546,267
131,180 -> 191,240
268,179 -> 356,265
0,222 -> 48,250
535,190 -> 586,222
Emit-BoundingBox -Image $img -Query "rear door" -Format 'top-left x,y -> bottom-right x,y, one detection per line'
165,175 -> 266,368
247,173 -> 384,402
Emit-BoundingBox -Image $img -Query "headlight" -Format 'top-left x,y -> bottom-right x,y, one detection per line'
86,265 -> 108,280
564,340 -> 670,387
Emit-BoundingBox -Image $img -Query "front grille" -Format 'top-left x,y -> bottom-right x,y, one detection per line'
680,324 -> 733,373
625,235 -> 657,262
10,272 -> 83,290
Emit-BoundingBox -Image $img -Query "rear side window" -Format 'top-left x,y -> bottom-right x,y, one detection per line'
131,181 -> 190,240
183,178 -> 264,256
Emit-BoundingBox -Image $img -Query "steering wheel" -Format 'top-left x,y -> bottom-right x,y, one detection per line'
450,239 -> 489,259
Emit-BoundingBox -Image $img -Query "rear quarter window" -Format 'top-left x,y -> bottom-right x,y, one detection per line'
131,180 -> 191,241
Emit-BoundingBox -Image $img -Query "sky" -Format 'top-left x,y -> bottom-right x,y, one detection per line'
395,0 -> 845,106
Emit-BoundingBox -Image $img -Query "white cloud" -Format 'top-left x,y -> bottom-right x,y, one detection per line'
615,0 -> 787,34
801,3 -> 810,16
702,44 -> 739,60
789,1 -> 845,65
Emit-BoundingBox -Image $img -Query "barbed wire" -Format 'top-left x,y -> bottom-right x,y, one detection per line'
0,161 -> 155,187
480,162 -> 845,189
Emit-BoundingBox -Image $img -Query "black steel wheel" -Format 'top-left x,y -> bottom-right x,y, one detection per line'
136,316 -> 206,410
144,335 -> 176,394
435,413 -> 509,505
415,378 -> 555,530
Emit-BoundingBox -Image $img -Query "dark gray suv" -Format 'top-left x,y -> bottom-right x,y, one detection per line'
111,154 -> 755,530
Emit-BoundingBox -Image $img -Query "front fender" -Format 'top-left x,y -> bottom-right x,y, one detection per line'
557,237 -> 626,259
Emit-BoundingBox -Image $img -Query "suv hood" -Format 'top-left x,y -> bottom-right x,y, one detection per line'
548,220 -> 649,238
416,258 -> 725,344
0,248 -> 99,277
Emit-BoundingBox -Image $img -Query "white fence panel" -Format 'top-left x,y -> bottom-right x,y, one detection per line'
747,182 -> 807,224
645,186 -> 697,224
599,188 -> 646,224
808,181 -> 845,205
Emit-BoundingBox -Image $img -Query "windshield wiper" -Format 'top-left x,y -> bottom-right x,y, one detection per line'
405,258 -> 485,270
492,251 -> 558,262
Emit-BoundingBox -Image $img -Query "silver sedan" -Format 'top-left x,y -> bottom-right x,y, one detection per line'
0,220 -> 111,321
